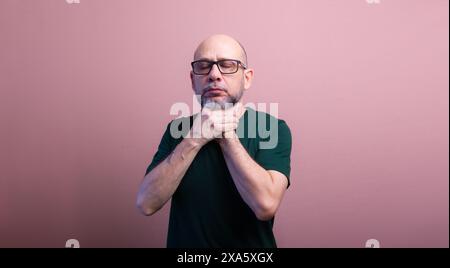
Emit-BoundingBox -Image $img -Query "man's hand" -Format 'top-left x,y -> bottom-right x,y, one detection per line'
188,102 -> 244,147
222,102 -> 245,139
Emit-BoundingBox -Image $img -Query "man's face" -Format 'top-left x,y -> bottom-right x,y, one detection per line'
190,36 -> 253,109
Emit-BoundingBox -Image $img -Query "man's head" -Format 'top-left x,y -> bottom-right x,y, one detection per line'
190,34 -> 254,109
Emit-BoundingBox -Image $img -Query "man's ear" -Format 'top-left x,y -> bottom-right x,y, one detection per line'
244,68 -> 254,90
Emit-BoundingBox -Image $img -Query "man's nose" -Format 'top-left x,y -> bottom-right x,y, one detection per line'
208,64 -> 222,81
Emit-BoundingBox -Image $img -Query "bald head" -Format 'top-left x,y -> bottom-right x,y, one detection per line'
193,34 -> 248,66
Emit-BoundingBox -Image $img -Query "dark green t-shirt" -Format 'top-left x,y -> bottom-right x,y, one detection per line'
145,107 -> 292,248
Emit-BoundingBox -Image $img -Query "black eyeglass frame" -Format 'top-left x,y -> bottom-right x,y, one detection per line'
191,59 -> 247,75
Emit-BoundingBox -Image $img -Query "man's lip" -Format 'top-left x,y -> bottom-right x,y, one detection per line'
208,88 -> 224,92
207,86 -> 225,90
204,88 -> 226,95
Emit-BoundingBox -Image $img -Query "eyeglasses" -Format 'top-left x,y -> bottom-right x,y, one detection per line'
191,59 -> 247,75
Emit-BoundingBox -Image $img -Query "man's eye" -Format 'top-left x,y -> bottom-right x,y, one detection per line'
220,62 -> 234,67
197,63 -> 211,69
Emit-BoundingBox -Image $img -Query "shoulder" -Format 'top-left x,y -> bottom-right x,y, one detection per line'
246,107 -> 291,135
245,107 -> 291,150
164,114 -> 195,141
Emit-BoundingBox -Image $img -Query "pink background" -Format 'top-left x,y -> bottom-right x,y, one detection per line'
0,0 -> 448,248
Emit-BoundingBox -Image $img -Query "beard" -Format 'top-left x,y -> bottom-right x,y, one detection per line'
200,88 -> 244,110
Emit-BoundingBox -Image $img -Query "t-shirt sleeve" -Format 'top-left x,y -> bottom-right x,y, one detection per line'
144,122 -> 175,176
254,119 -> 292,187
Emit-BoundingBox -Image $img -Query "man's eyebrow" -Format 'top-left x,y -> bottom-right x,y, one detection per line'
194,57 -> 240,61
195,57 -> 213,61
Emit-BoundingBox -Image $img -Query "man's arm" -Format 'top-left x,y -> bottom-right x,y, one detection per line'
136,137 -> 203,216
137,108 -> 238,216
218,133 -> 288,221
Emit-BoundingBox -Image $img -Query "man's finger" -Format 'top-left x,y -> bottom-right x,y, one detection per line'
209,113 -> 238,124
214,122 -> 238,132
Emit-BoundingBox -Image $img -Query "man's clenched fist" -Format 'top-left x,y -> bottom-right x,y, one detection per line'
188,102 -> 245,146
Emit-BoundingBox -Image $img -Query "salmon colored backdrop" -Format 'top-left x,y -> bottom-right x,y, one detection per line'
0,0 -> 448,247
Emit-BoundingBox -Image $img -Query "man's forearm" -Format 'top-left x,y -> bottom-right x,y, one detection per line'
137,137 -> 203,215
218,134 -> 282,221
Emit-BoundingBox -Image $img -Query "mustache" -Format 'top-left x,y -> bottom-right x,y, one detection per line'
202,85 -> 228,95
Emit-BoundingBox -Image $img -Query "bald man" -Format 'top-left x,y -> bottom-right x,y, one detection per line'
137,34 -> 292,248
